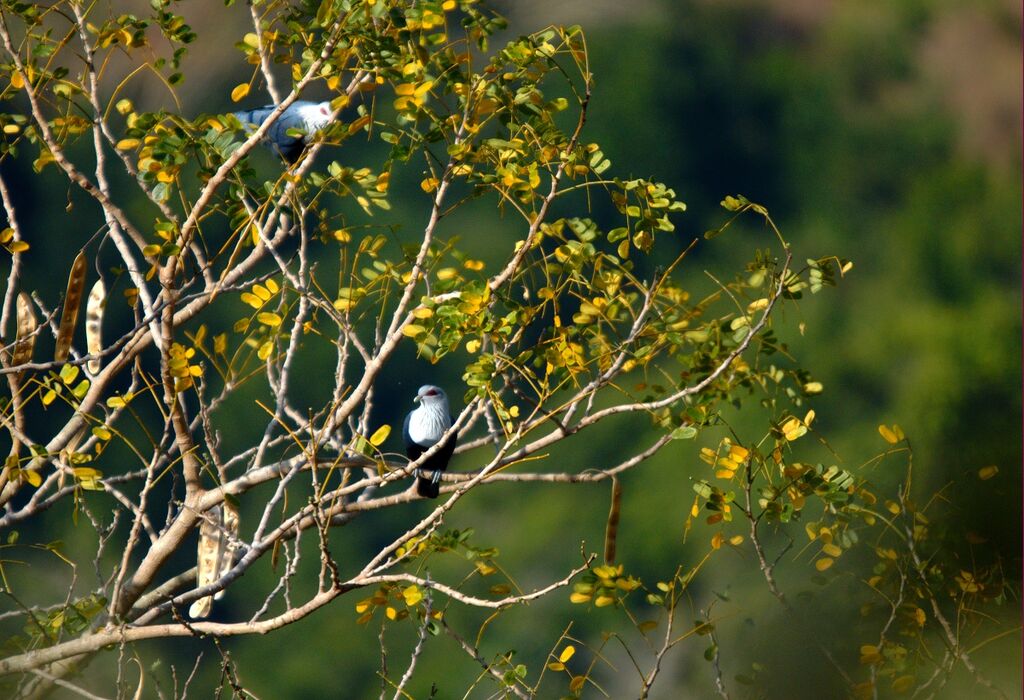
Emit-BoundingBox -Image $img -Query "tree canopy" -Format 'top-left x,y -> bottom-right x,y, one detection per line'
0,1 -> 1017,698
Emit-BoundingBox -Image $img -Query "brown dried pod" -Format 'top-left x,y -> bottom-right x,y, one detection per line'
188,501 -> 241,619
11,292 -> 37,367
54,251 -> 87,364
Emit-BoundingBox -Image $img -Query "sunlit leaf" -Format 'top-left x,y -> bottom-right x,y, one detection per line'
401,585 -> 422,606
257,312 -> 282,327
878,425 -> 899,444
231,83 -> 250,102
978,465 -> 998,480
369,424 -> 391,447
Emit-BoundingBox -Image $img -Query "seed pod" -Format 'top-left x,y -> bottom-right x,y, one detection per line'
85,278 -> 105,375
189,502 -> 241,619
11,292 -> 37,367
54,252 -> 87,364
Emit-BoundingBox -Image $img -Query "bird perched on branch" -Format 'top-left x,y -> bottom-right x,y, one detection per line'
403,385 -> 457,498
233,100 -> 333,162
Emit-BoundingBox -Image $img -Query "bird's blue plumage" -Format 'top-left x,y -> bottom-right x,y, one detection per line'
233,100 -> 333,162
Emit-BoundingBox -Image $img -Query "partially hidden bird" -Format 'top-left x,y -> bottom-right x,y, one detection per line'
403,385 -> 457,498
232,100 -> 333,162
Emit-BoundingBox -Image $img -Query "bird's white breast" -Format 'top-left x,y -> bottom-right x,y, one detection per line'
407,404 -> 450,446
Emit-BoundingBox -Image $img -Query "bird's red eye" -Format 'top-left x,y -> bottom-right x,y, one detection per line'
425,389 -> 438,396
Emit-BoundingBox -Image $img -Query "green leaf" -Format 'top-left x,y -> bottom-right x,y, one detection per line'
670,426 -> 697,440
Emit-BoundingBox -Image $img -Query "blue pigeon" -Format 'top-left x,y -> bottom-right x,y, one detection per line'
233,100 -> 333,162
403,385 -> 457,498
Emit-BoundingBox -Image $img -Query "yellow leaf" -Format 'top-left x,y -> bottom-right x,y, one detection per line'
559,645 -> 575,663
594,595 -> 615,607
546,662 -> 565,672
257,340 -> 273,360
265,278 -> 279,294
891,675 -> 915,693
815,557 -> 834,571
402,324 -> 425,338
747,297 -> 769,312
822,543 -> 842,557
878,424 -> 899,444
115,138 -> 139,150
8,240 -> 29,253
569,676 -> 586,693
401,584 -> 422,606
11,72 -> 24,89
782,417 -> 806,441
436,267 -> 457,281
23,469 -> 41,487
414,80 -> 434,98
412,307 -> 433,319
710,532 -> 724,549
859,645 -> 881,664
978,465 -> 998,480
240,292 -> 263,309
257,312 -> 281,327
803,381 -> 823,394
420,177 -> 439,192
728,535 -> 744,546
569,592 -> 591,604
728,444 -> 749,461
369,424 -> 391,447
252,284 -> 272,301
911,606 -> 926,627
385,606 -> 397,621
230,83 -> 250,103
243,32 -> 259,48
465,339 -> 480,353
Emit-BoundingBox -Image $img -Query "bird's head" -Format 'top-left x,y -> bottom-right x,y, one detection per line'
296,101 -> 333,132
414,385 -> 448,408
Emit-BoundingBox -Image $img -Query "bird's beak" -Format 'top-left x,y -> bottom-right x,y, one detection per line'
413,396 -> 421,404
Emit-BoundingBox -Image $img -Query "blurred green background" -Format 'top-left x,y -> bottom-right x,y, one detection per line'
2,0 -> 1019,697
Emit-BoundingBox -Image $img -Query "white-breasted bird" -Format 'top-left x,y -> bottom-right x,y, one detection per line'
403,385 -> 457,498
233,100 -> 333,162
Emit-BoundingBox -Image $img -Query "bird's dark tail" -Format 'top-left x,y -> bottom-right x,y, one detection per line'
416,475 -> 440,499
